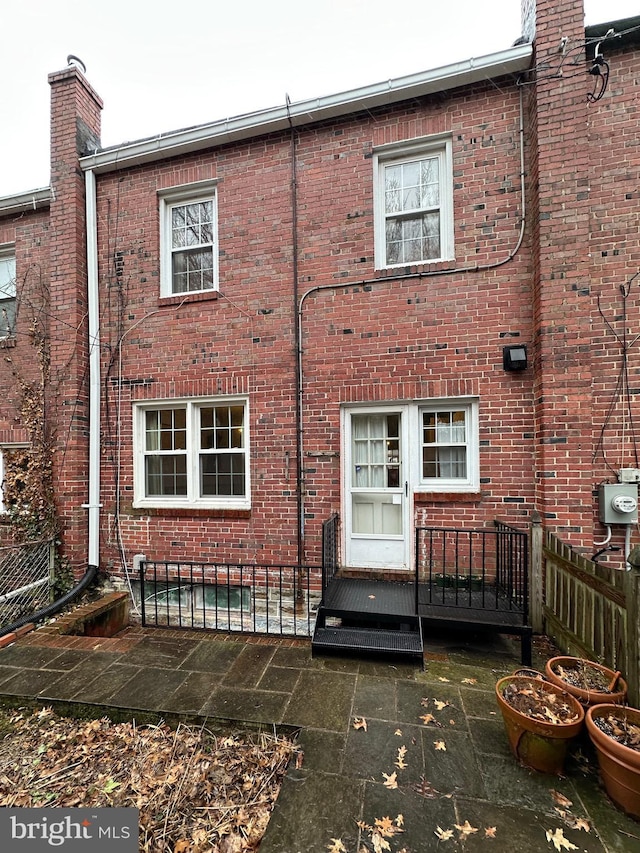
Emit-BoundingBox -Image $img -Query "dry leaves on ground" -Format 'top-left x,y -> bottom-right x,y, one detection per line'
0,706 -> 298,853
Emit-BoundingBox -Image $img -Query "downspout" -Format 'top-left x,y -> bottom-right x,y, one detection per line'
84,168 -> 101,569
286,97 -> 304,567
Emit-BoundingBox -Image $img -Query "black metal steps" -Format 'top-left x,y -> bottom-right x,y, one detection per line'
311,577 -> 423,665
312,623 -> 423,662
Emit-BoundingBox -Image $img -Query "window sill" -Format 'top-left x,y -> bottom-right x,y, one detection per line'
159,290 -> 220,308
374,259 -> 457,278
414,491 -> 482,504
130,506 -> 251,519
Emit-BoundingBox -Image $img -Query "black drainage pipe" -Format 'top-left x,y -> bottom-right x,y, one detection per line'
0,564 -> 99,639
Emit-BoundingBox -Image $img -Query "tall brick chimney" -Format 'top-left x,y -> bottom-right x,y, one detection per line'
48,63 -> 103,576
526,0 -> 594,543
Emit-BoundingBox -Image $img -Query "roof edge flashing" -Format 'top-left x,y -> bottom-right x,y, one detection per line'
80,43 -> 532,174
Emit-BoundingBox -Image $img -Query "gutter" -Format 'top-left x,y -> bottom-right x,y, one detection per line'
0,187 -> 52,215
79,44 -> 532,175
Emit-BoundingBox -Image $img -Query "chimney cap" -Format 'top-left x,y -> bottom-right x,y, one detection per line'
66,55 -> 87,74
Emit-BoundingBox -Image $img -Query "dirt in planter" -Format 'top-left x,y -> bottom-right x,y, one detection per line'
551,661 -> 616,693
501,679 -> 581,725
593,714 -> 640,751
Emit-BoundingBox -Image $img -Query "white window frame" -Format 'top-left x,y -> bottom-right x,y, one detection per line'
416,398 -> 479,492
159,181 -> 219,298
133,397 -> 250,510
373,135 -> 454,270
0,245 -> 16,338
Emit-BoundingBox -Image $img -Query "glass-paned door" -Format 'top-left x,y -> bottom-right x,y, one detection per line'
345,409 -> 410,569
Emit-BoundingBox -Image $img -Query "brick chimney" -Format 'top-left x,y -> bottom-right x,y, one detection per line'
48,63 -> 103,576
525,0 -> 594,543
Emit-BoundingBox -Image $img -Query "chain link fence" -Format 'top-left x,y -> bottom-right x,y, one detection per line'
0,540 -> 54,630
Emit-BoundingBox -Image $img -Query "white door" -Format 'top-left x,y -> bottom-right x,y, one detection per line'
344,408 -> 410,569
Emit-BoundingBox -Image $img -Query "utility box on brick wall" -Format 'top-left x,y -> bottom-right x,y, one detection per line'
599,484 -> 639,525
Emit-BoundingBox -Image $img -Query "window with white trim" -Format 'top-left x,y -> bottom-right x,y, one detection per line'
160,183 -> 218,297
0,248 -> 16,337
374,137 -> 453,269
419,401 -> 478,491
134,398 -> 250,509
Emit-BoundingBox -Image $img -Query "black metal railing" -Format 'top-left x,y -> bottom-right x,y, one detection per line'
321,513 -> 340,593
415,523 -> 528,621
137,559 -> 323,637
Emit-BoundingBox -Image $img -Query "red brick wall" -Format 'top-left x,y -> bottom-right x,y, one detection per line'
85,74 -> 535,576
531,0 -> 640,562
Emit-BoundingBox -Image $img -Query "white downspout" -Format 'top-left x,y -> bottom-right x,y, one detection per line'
84,169 -> 101,567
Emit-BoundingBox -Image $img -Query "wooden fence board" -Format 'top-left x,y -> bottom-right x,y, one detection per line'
543,531 -> 638,705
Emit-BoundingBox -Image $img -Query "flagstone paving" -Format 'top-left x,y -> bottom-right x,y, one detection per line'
0,623 -> 638,852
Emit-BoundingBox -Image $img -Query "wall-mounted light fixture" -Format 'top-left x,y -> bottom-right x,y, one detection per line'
503,344 -> 528,371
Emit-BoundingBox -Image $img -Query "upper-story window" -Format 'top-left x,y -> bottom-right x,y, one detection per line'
374,137 -> 453,269
0,248 -> 16,337
159,182 -> 218,297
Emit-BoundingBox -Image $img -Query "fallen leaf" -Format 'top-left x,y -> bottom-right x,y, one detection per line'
433,699 -> 450,711
371,831 -> 391,853
368,594 -> 376,600
485,826 -> 497,838
375,816 -> 399,838
395,746 -> 407,769
455,820 -> 479,838
434,826 -> 454,841
434,740 -> 447,751
462,677 -> 477,684
438,677 -> 451,682
395,815 -> 404,828
545,828 -> 578,851
353,717 -> 368,732
419,713 -> 437,726
394,729 -> 403,736
551,790 -> 573,808
174,842 -> 191,853
327,839 -> 347,853
413,776 -> 440,799
382,771 -> 398,789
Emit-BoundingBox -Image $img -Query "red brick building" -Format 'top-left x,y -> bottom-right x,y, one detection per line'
1,0 -> 639,595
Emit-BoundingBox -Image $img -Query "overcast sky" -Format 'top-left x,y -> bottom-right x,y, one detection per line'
1,0 -> 637,196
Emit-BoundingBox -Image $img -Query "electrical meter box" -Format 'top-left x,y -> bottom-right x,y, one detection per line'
599,483 -> 639,524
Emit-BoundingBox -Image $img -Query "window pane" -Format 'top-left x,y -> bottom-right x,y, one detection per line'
145,455 -> 187,496
421,409 -> 469,480
200,453 -> 246,496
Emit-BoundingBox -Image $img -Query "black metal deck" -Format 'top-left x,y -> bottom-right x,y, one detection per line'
323,578 -> 415,617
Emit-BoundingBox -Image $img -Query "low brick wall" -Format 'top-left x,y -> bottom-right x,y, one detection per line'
36,592 -> 130,638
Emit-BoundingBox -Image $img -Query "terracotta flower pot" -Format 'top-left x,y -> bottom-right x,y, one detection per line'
586,704 -> 640,820
496,675 -> 585,775
545,656 -> 627,707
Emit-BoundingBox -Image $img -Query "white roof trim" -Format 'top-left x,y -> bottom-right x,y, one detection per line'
0,187 -> 52,215
80,44 -> 532,174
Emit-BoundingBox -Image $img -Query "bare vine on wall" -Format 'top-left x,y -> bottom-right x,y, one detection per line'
2,266 -> 58,543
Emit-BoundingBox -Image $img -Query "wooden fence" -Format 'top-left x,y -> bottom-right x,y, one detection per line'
542,530 -> 640,706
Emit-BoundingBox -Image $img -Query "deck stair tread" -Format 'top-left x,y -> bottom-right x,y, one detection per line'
312,625 -> 423,656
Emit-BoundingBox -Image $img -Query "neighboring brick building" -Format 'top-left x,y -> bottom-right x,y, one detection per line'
0,0 -> 639,592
